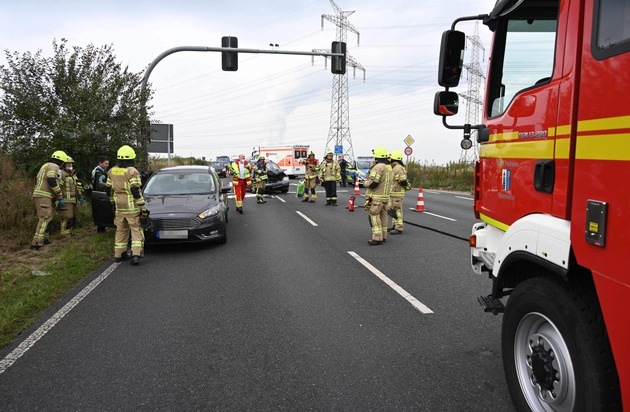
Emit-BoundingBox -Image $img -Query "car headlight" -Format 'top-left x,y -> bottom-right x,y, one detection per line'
282,176 -> 289,183
198,206 -> 221,219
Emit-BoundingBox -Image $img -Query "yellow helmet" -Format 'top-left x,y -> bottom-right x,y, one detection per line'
258,155 -> 265,160
117,145 -> 136,160
326,151 -> 333,157
66,156 -> 75,163
51,150 -> 69,162
390,150 -> 403,161
372,147 -> 388,159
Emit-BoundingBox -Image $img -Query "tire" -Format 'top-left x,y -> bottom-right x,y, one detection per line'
280,187 -> 289,193
502,276 -> 621,412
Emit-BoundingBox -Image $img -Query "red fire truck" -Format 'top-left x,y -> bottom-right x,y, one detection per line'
435,1 -> 629,410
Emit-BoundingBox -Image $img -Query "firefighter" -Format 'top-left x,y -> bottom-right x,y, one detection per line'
228,154 -> 252,213
106,145 -> 147,265
252,155 -> 268,204
364,147 -> 393,245
58,156 -> 82,236
319,150 -> 341,206
30,150 -> 68,250
300,151 -> 319,203
388,150 -> 411,234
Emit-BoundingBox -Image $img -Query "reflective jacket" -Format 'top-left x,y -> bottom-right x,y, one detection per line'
365,161 -> 393,201
106,166 -> 145,215
229,160 -> 251,181
60,169 -> 79,203
391,162 -> 410,197
319,159 -> 341,182
32,162 -> 62,199
252,161 -> 268,182
302,158 -> 320,180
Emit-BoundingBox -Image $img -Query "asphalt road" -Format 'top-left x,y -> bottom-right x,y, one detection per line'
0,183 -> 516,411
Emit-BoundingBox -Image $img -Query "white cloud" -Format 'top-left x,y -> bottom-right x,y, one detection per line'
0,0 -> 495,164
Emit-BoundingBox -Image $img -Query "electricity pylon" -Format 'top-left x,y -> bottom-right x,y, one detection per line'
312,0 -> 365,164
460,22 -> 485,163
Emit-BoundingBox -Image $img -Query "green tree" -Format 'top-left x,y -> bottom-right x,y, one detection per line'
0,38 -> 153,179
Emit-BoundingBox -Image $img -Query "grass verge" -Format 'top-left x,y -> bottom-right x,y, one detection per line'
0,207 -> 114,349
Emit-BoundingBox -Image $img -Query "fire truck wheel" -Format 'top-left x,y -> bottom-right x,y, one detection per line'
502,276 -> 620,412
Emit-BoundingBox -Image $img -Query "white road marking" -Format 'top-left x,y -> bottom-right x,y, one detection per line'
0,262 -> 120,375
296,211 -> 318,226
348,251 -> 434,314
408,209 -> 457,221
455,195 -> 473,201
274,195 -> 286,203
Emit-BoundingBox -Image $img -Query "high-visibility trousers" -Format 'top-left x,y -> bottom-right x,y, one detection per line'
32,197 -> 53,246
114,212 -> 144,258
367,199 -> 389,241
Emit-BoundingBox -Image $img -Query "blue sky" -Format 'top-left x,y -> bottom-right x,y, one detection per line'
0,0 -> 495,164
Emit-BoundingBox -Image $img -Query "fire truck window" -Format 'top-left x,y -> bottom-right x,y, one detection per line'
596,1 -> 630,48
489,17 -> 557,118
593,0 -> 630,59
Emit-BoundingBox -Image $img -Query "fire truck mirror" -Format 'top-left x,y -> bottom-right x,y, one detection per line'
434,91 -> 459,116
477,126 -> 490,143
438,30 -> 465,88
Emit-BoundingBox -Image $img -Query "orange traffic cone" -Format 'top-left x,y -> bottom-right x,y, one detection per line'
354,179 -> 360,195
414,187 -> 426,212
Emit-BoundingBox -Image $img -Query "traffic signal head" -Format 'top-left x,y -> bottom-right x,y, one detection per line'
331,41 -> 346,75
221,36 -> 238,71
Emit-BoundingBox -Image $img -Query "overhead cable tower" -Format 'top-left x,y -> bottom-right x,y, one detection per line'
460,22 -> 485,163
313,0 -> 365,164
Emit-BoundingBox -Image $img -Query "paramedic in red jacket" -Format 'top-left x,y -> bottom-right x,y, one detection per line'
228,154 -> 252,214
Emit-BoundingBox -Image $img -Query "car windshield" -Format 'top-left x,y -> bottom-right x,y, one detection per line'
210,162 -> 225,169
266,160 -> 282,173
144,172 -> 216,195
356,159 -> 373,170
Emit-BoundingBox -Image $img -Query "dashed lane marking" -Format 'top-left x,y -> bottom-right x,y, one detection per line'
348,251 -> 434,314
296,211 -> 318,227
408,209 -> 457,221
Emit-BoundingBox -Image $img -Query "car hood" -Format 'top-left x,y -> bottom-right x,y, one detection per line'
145,194 -> 220,216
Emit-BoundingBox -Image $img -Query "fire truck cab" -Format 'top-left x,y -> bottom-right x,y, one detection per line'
435,0 -> 629,410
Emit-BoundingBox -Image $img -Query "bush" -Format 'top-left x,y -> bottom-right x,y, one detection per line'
406,160 -> 474,192
0,154 -> 37,250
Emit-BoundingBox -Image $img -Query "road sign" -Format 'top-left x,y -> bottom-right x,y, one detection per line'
148,123 -> 173,154
404,134 -> 415,146
334,145 -> 343,155
404,146 -> 413,156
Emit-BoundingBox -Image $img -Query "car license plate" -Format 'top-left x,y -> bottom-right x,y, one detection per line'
157,230 -> 188,239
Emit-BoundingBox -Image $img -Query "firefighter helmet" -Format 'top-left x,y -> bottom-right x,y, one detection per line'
308,151 -> 315,157
390,150 -> 403,161
51,150 -> 69,163
117,145 -> 136,160
258,155 -> 265,160
326,151 -> 333,157
372,147 -> 388,159
66,156 -> 75,163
